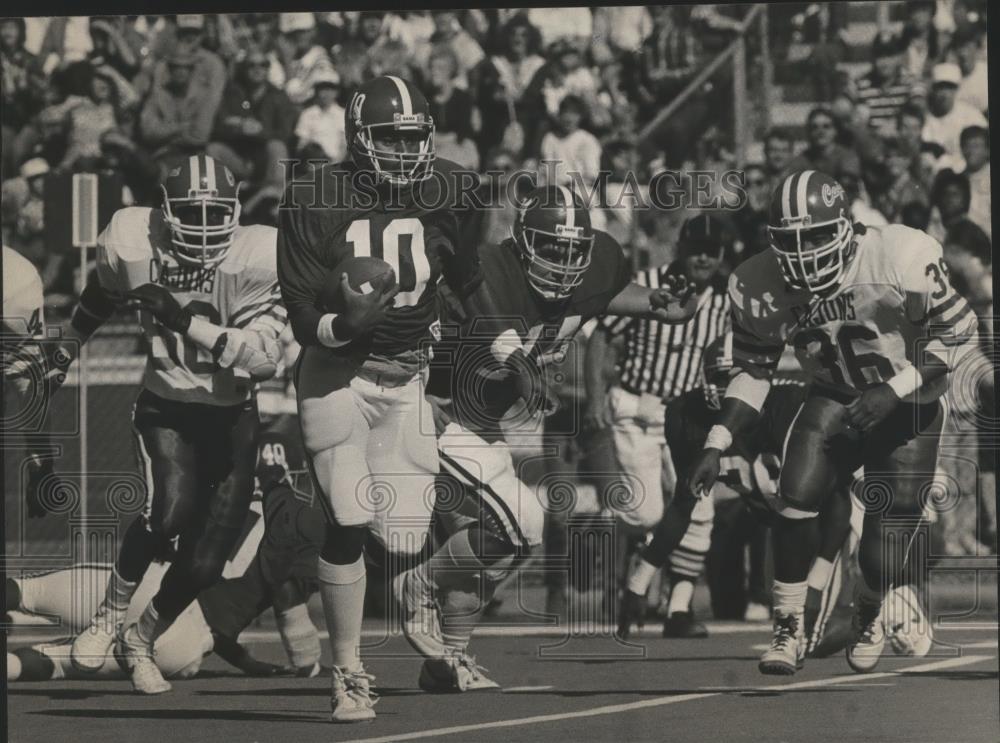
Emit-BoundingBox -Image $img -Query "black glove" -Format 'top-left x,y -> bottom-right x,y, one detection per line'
127,284 -> 191,333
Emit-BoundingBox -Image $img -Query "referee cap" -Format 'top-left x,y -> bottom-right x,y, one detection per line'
678,213 -> 732,254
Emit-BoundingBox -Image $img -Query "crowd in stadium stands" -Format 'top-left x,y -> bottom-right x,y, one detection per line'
1,4 -> 993,566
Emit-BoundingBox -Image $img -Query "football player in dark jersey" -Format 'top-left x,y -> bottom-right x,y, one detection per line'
616,333 -> 856,667
277,75 -> 483,721
392,185 -> 699,692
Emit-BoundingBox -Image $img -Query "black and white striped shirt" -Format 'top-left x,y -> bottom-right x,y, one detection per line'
599,265 -> 730,401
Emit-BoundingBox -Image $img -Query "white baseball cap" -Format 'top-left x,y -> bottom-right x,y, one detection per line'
279,12 -> 316,34
931,62 -> 962,86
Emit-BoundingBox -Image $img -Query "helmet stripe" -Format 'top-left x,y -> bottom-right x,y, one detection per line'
387,75 -> 412,116
189,154 -> 200,194
204,156 -> 217,192
557,184 -> 575,229
781,172 -> 796,220
797,170 -> 814,220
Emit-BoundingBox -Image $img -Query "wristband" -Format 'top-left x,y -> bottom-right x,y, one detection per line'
704,424 -> 733,452
317,313 -> 351,348
886,365 -> 923,399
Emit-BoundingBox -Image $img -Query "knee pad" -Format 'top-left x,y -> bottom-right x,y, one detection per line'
320,522 -> 367,565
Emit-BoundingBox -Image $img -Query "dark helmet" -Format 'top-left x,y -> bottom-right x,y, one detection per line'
767,169 -> 855,294
344,75 -> 435,185
512,185 -> 594,300
160,154 -> 241,266
702,332 -> 734,410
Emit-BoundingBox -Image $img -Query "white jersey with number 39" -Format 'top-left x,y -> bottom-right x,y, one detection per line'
728,224 -> 979,403
97,207 -> 286,406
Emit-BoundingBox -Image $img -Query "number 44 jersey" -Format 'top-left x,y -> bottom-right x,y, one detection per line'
728,224 -> 979,403
96,206 -> 286,406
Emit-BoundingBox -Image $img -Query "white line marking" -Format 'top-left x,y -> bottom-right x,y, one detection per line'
341,654 -> 995,743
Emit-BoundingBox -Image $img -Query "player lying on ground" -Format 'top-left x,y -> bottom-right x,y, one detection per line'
277,75 -> 484,722
392,185 -> 699,692
616,332 -> 859,657
6,422 -> 324,682
687,170 -> 970,674
14,155 -> 287,694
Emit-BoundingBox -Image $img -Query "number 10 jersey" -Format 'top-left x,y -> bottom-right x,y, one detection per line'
96,207 -> 285,406
728,224 -> 979,404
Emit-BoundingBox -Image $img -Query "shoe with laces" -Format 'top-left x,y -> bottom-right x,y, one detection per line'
758,611 -> 805,675
419,650 -> 501,693
330,665 -> 378,723
846,598 -> 886,673
393,568 -> 449,658
71,604 -> 123,673
885,585 -> 932,658
116,624 -> 171,695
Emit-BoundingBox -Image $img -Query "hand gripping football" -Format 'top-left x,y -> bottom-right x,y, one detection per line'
319,256 -> 396,313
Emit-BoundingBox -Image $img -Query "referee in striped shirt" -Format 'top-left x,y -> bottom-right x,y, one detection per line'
584,213 -> 730,630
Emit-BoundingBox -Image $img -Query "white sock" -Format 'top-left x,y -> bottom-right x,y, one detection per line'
772,580 -> 808,615
667,580 -> 694,616
627,558 -> 658,595
807,557 -> 834,592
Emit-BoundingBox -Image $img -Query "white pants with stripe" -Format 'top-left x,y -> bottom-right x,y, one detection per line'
436,422 -> 546,549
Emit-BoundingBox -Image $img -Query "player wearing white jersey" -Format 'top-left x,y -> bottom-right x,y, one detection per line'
688,170 -> 977,675
17,155 -> 287,694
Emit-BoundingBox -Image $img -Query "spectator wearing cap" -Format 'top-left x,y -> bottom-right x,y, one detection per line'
139,51 -> 211,165
87,16 -> 139,79
294,72 -> 346,164
279,13 -> 337,107
138,15 -> 226,149
951,25 -> 988,115
922,62 -> 987,173
874,136 -> 930,224
851,32 -> 924,138
960,125 -> 990,240
585,212 -> 731,537
415,11 -> 484,90
426,49 -> 480,170
207,49 -> 298,203
472,14 -> 545,161
784,106 -> 862,184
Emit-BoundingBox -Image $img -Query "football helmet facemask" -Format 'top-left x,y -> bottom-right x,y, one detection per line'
346,75 -> 435,186
702,331 -> 735,411
512,185 -> 594,301
767,170 -> 855,295
161,154 -> 241,266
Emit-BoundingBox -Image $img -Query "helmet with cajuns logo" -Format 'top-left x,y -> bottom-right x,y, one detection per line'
512,185 -> 595,301
345,75 -> 435,185
767,170 -> 855,295
702,331 -> 734,410
161,154 -> 241,266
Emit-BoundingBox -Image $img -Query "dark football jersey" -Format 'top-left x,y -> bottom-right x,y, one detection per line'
665,380 -> 807,517
277,158 -> 482,373
430,230 -> 631,426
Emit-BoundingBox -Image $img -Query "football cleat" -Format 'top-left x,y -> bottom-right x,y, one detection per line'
71,604 -> 122,673
419,651 -> 501,694
330,665 -> 378,723
662,611 -> 709,639
759,611 -> 805,675
885,585 -> 933,658
116,624 -> 171,694
393,567 -> 449,659
846,598 -> 886,673
616,589 -> 646,640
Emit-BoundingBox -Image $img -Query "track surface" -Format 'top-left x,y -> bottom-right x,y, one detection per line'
8,623 -> 998,743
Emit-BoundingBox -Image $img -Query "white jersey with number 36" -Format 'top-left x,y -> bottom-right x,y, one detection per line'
97,207 -> 286,406
728,224 -> 979,404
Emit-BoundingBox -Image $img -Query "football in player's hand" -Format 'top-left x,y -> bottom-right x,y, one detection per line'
320,256 -> 396,313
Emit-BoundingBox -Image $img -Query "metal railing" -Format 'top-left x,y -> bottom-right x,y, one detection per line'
637,4 -> 770,166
